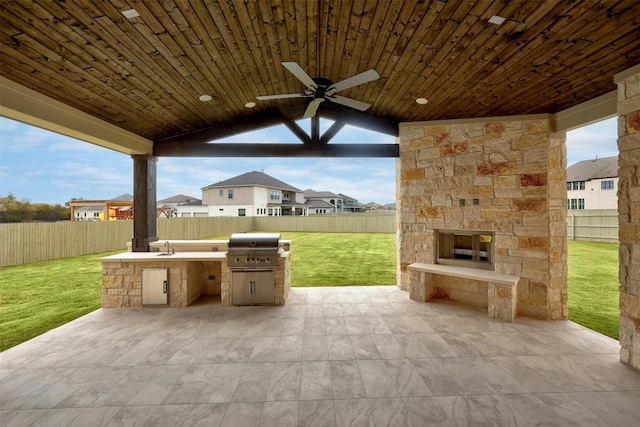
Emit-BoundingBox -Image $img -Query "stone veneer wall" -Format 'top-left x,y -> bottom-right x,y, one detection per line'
102,261 -> 206,308
616,66 -> 640,370
396,116 -> 568,320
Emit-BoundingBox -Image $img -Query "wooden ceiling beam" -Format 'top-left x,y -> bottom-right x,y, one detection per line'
283,120 -> 311,144
319,106 -> 399,137
153,142 -> 399,158
155,111 -> 287,146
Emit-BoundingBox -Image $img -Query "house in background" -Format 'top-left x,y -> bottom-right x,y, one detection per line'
188,171 -> 308,217
365,202 -> 383,212
70,194 -> 133,221
304,190 -> 343,214
303,190 -> 365,214
566,156 -> 618,210
340,193 -> 366,213
157,194 -> 201,218
174,172 -> 372,217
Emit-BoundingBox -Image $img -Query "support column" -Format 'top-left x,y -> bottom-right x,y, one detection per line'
615,64 -> 640,370
131,155 -> 158,252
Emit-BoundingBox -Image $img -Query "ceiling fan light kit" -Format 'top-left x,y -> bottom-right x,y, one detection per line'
256,61 -> 379,118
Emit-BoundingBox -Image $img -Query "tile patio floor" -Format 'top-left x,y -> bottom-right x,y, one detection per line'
1,286 -> 640,426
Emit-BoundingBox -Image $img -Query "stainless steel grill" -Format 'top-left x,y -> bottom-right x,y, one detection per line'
227,233 -> 280,270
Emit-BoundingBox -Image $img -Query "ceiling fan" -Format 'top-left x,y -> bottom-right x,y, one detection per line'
256,62 -> 380,119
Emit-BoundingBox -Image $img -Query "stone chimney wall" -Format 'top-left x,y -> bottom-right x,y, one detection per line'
396,116 -> 567,320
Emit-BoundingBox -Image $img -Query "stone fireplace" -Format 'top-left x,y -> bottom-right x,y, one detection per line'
397,116 -> 568,320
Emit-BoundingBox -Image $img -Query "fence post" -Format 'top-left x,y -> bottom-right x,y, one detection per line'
570,214 -> 575,240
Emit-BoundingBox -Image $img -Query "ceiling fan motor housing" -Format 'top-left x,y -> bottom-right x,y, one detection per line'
311,77 -> 334,97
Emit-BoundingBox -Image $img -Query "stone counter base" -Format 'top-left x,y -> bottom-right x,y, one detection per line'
102,254 -> 290,308
102,260 -> 206,308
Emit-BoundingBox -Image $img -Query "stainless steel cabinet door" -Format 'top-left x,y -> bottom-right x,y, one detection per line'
231,271 -> 274,305
232,271 -> 253,305
252,271 -> 274,304
142,268 -> 168,305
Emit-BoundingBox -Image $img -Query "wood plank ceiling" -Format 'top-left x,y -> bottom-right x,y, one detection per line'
1,0 -> 639,156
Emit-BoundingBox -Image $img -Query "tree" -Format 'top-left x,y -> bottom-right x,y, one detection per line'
0,194 -> 70,222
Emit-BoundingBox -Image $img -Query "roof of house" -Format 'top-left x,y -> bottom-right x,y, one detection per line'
158,194 -> 200,204
305,199 -> 334,209
567,156 -> 618,182
110,194 -> 133,201
338,193 -> 358,203
202,171 -> 301,192
304,189 -> 342,199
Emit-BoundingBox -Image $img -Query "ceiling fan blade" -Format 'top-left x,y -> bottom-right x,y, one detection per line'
328,95 -> 371,111
282,62 -> 317,90
329,69 -> 380,93
302,98 -> 325,119
256,93 -> 307,100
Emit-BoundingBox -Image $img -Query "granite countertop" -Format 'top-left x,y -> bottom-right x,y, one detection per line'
101,251 -> 227,262
102,249 -> 289,262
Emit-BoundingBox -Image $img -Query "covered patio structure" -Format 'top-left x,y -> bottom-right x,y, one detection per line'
1,1 -> 640,424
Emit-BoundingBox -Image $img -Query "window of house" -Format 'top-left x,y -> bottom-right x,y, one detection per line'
437,230 -> 494,270
219,189 -> 223,196
238,208 -> 245,216
228,189 -> 234,199
601,180 -> 614,190
268,208 -> 273,216
568,181 -> 585,191
570,199 -> 577,210
270,191 -> 280,200
578,199 -> 585,209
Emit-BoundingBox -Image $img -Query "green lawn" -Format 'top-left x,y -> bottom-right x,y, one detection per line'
0,234 -> 621,351
567,240 -> 619,339
283,232 -> 396,286
0,251 -> 121,351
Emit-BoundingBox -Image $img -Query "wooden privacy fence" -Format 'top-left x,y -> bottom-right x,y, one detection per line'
567,209 -> 618,243
0,213 -> 395,267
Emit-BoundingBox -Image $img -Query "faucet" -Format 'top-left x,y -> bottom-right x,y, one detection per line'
165,240 -> 174,254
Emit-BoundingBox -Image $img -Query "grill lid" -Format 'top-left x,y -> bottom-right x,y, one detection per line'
228,233 -> 280,251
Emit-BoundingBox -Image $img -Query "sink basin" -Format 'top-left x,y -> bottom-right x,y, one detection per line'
156,252 -> 175,256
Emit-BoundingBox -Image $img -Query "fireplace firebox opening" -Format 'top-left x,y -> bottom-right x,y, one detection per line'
437,230 -> 494,270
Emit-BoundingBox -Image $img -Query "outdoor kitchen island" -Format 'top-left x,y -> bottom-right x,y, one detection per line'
100,234 -> 290,308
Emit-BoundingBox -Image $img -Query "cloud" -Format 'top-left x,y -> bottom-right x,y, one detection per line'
566,118 -> 618,166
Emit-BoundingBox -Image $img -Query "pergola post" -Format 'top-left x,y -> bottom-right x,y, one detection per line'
131,155 -> 158,252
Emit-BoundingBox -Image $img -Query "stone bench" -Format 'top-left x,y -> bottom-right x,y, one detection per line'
407,262 -> 520,322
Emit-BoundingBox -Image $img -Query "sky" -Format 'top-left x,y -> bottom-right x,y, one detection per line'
0,115 -> 619,206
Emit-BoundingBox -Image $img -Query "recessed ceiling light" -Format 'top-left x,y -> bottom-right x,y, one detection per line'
416,98 -> 428,105
199,95 -> 212,102
121,9 -> 139,19
245,102 -> 256,108
488,15 -> 506,25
